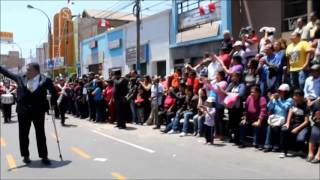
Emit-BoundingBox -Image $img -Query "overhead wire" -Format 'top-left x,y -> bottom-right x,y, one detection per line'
49,1 -> 171,44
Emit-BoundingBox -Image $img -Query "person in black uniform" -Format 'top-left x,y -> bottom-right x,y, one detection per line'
113,69 -> 129,129
0,63 -> 58,165
86,73 -> 96,121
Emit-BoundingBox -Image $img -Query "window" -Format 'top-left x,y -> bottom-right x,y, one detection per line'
282,0 -> 307,32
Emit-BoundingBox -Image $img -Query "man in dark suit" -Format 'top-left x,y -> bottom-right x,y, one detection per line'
112,69 -> 128,129
0,63 -> 58,165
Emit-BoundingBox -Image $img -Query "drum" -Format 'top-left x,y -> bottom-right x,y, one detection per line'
1,93 -> 14,105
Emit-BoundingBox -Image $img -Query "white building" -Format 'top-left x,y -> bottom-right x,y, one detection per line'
124,10 -> 171,76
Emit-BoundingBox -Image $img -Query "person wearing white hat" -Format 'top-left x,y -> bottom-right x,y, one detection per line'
263,83 -> 294,152
231,41 -> 246,65
199,96 -> 216,145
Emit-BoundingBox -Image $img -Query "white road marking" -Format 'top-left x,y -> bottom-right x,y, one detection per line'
93,158 -> 108,162
92,130 -> 156,154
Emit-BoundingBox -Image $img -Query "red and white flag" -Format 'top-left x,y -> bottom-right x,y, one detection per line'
199,2 -> 216,16
98,19 -> 110,29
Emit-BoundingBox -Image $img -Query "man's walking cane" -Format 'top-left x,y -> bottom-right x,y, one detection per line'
47,93 -> 63,161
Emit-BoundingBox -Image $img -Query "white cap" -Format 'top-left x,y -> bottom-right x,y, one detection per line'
278,84 -> 290,91
233,41 -> 243,47
223,30 -> 230,35
206,96 -> 215,103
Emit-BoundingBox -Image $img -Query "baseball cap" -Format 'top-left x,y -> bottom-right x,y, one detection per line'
310,64 -> 320,71
206,96 -> 215,103
233,41 -> 243,47
278,84 -> 290,92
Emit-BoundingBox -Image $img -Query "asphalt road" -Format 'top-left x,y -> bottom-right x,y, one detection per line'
1,110 -> 319,180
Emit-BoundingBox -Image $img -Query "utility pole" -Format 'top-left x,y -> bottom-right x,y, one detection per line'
134,0 -> 141,74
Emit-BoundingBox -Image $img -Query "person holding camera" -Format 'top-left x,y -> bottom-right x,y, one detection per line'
264,84 -> 293,152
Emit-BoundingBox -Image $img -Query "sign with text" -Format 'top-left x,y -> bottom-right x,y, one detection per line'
54,57 -> 64,68
0,32 -> 13,43
108,39 -> 121,50
125,44 -> 149,65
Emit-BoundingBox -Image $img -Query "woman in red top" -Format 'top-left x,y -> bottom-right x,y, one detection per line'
186,71 -> 200,94
158,87 -> 177,130
103,80 -> 115,123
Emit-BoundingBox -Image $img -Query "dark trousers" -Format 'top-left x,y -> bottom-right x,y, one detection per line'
88,97 -> 96,121
58,103 -> 67,125
228,108 -> 242,144
79,100 -> 89,119
2,104 -> 12,122
281,126 -> 309,154
54,105 -> 60,119
136,107 -> 144,125
215,106 -> 225,137
204,124 -> 214,143
18,111 -> 48,158
115,99 -> 126,128
95,100 -> 106,122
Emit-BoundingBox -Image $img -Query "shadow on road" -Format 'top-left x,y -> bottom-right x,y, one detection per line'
8,160 -> 72,171
212,143 -> 226,147
61,124 -> 78,128
123,126 -> 137,131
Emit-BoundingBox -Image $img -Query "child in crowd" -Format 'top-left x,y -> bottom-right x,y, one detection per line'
200,97 -> 216,145
135,86 -> 145,125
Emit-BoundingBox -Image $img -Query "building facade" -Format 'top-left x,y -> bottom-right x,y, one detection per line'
170,0 -> 232,69
0,51 -> 25,74
124,10 -> 171,76
51,7 -> 75,76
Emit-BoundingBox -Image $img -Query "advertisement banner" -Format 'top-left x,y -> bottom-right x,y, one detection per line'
178,2 -> 221,31
0,32 -> 13,43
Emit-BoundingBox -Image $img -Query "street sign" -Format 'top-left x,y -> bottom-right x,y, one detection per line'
47,59 -> 54,69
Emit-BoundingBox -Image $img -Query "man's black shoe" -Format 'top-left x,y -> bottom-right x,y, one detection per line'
160,129 -> 168,133
153,126 -> 160,129
41,158 -> 51,165
263,148 -> 271,152
23,156 -> 31,164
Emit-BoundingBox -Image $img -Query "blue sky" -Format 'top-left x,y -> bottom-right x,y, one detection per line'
0,0 -> 172,58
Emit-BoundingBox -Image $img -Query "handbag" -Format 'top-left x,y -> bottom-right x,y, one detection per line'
267,114 -> 285,127
223,93 -> 239,108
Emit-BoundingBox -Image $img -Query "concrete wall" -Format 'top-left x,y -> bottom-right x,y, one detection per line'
231,0 -> 282,39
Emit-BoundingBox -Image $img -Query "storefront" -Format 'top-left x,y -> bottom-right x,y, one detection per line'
80,33 -> 106,76
104,28 -> 125,78
124,10 -> 171,76
170,0 -> 232,68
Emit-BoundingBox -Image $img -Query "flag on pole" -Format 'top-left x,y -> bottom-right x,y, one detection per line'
199,2 -> 216,16
98,19 -> 110,29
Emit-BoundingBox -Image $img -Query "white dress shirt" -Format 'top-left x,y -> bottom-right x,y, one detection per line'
304,76 -> 320,99
27,74 -> 40,92
207,61 -> 223,81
